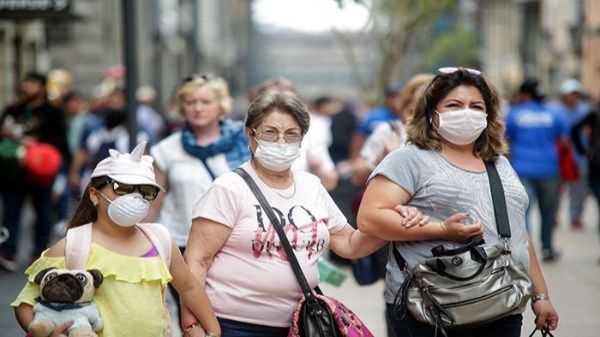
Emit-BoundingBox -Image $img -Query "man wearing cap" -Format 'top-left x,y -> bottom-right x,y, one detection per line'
548,79 -> 592,230
0,72 -> 70,271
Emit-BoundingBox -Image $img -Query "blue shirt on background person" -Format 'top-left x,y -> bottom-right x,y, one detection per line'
506,100 -> 569,178
357,106 -> 399,136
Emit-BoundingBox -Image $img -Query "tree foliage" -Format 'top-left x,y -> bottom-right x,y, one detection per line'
335,0 -> 454,104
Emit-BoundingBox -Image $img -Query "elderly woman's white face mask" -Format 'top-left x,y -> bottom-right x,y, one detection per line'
251,110 -> 303,172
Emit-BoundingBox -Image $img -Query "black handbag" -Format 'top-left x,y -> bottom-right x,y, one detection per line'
234,168 -> 373,337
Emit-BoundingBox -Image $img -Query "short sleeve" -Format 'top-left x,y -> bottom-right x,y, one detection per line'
11,254 -> 65,308
318,186 -> 347,234
191,175 -> 241,228
150,141 -> 169,172
369,146 -> 420,197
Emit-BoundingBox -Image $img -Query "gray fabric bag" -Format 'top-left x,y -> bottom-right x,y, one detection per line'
392,161 -> 532,336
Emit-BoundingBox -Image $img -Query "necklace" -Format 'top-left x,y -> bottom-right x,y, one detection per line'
251,161 -> 296,199
271,179 -> 296,199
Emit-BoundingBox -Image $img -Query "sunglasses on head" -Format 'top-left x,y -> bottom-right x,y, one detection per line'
181,73 -> 215,84
99,178 -> 160,201
437,67 -> 483,76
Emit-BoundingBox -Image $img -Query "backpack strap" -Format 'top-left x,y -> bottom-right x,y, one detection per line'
137,223 -> 172,268
65,223 -> 93,269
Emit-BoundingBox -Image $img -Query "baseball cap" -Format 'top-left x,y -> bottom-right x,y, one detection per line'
560,79 -> 583,95
91,142 -> 164,191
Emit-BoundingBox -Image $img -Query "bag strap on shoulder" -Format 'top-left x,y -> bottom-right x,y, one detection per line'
65,222 -> 172,270
484,160 -> 511,238
234,168 -> 317,301
392,160 -> 512,270
137,222 -> 173,268
65,223 -> 93,269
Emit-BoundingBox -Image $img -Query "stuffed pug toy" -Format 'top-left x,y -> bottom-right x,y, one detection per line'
29,267 -> 104,337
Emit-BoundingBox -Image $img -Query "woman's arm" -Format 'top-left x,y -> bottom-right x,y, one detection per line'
357,175 -> 483,242
179,217 -> 232,336
527,236 -> 559,330
144,164 -> 168,222
329,225 -> 386,259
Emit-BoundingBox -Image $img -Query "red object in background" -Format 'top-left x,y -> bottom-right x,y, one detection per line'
22,143 -> 62,186
557,141 -> 579,182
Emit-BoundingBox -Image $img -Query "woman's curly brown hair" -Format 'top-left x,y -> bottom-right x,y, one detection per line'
406,69 -> 508,161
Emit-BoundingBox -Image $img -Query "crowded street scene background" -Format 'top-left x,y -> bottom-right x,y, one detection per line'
1,0 -> 599,336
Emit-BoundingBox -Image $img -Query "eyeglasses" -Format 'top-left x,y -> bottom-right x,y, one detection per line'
100,178 -> 160,201
181,73 -> 215,84
437,67 -> 483,76
253,128 -> 303,143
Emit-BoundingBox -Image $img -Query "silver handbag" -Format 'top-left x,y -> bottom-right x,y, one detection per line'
392,161 -> 532,336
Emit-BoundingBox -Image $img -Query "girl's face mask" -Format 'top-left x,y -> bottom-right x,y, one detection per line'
98,191 -> 150,227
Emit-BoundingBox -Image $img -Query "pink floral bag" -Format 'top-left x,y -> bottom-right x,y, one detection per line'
235,168 -> 373,337
288,293 -> 374,337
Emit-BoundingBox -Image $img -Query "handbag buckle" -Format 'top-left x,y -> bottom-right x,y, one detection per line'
502,238 -> 511,254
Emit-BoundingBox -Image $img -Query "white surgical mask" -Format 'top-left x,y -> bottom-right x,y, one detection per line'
435,109 -> 487,145
254,139 -> 301,172
98,192 -> 150,227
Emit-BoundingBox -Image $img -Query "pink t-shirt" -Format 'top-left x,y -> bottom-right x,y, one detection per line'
191,162 -> 347,327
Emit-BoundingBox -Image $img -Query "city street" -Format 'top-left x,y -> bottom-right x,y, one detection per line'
1,196 -> 599,336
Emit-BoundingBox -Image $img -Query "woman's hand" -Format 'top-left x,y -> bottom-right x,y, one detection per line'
532,300 -> 559,331
440,213 -> 484,243
394,205 -> 429,228
183,324 -> 206,337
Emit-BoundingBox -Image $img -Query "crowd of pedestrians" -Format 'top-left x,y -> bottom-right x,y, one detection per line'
0,67 -> 597,337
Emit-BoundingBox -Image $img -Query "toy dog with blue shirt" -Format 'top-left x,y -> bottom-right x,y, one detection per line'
29,267 -> 103,337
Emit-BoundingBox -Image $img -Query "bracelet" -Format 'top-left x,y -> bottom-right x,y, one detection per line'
531,293 -> 550,302
182,322 -> 201,335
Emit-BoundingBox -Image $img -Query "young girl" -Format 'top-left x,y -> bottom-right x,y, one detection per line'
12,142 -> 220,337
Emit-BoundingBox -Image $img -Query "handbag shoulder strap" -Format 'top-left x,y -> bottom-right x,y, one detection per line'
484,160 -> 511,238
392,159 -> 512,270
234,167 -> 316,300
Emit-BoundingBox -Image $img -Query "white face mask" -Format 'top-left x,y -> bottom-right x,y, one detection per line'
435,108 -> 487,145
254,139 -> 301,172
98,192 -> 150,227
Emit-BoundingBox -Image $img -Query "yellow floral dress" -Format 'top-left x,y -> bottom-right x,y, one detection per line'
12,243 -> 172,337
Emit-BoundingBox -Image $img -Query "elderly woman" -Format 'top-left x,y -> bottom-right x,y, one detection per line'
358,68 -> 558,337
181,91 -> 425,337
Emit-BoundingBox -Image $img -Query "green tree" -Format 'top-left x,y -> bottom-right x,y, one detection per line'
423,28 -> 480,71
335,0 -> 454,104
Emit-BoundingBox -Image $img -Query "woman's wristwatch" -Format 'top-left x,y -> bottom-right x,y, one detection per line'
531,293 -> 550,303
